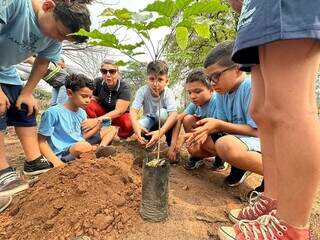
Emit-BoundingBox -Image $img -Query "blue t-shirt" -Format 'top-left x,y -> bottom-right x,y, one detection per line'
38,105 -> 87,155
132,85 -> 177,118
215,78 -> 257,128
0,0 -> 62,85
184,93 -> 217,118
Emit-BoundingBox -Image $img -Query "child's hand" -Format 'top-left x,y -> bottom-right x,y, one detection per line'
16,92 -> 38,116
81,118 -> 99,132
191,118 -> 220,144
145,130 -> 161,148
134,126 -> 148,145
0,89 -> 10,116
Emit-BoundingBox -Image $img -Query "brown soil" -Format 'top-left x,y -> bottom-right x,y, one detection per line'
1,128 -> 320,240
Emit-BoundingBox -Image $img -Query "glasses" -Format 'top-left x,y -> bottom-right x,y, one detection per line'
208,65 -> 237,84
100,68 -> 117,75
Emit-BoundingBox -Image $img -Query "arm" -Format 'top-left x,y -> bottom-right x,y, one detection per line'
24,56 -> 36,65
186,118 -> 258,145
99,99 -> 130,120
167,112 -> 187,161
227,0 -> 243,14
130,108 -> 148,145
38,134 -> 64,167
146,111 -> 178,148
16,56 -> 49,115
83,121 -> 101,140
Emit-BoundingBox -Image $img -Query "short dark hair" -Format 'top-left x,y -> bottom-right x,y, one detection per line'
65,73 -> 94,92
186,69 -> 211,88
101,59 -> 118,70
204,40 -> 235,68
147,60 -> 169,76
54,0 -> 93,43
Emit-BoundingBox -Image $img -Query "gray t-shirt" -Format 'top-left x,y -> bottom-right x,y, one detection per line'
132,85 -> 177,117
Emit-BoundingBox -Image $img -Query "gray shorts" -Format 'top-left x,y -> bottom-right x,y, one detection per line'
234,135 -> 261,153
233,0 -> 320,65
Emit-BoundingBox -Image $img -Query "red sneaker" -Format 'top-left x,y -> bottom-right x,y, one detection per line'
218,213 -> 310,240
229,193 -> 277,223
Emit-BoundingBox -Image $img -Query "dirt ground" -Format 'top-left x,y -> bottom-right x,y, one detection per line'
1,127 -> 320,240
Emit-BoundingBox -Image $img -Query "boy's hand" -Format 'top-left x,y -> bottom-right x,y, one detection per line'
185,118 -> 219,145
0,89 -> 10,116
134,126 -> 148,145
145,130 -> 162,148
82,118 -> 99,132
16,92 -> 38,116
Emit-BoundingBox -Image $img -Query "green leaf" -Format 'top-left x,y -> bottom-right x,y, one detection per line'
118,42 -> 144,51
193,23 -> 210,38
146,17 -> 172,29
100,8 -> 115,16
115,60 -> 128,67
114,8 -> 133,20
101,18 -> 128,28
74,29 -> 119,45
183,0 -> 228,18
175,26 -> 189,50
176,18 -> 194,28
144,0 -> 177,18
175,0 -> 193,10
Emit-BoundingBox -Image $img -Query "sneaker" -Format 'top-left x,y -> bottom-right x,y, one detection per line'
224,166 -> 251,187
218,213 -> 310,240
0,196 -> 12,213
212,156 -> 228,172
184,157 -> 204,170
229,193 -> 277,223
244,179 -> 265,202
0,168 -> 29,196
23,156 -> 53,176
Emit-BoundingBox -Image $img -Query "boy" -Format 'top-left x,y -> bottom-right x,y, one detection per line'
0,0 -> 92,196
38,74 -> 117,167
186,41 -> 263,188
130,60 -> 177,148
219,1 -> 320,239
168,69 -> 226,171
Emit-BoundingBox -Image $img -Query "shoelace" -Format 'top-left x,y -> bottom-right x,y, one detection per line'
239,214 -> 287,240
39,157 -> 50,166
241,191 -> 267,216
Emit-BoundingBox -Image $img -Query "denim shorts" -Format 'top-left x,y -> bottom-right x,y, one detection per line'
233,0 -> 320,65
0,84 -> 36,130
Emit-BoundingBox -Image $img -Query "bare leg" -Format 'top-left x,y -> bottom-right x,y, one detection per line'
69,141 -> 93,157
0,133 -> 9,170
215,135 -> 263,175
250,66 -> 278,199
259,39 -> 320,227
15,127 -> 41,161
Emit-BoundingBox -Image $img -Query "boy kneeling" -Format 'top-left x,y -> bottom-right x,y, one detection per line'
38,74 -> 117,167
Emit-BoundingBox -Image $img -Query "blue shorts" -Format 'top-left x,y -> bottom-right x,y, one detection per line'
234,135 -> 261,153
0,84 -> 36,130
233,0 -> 320,65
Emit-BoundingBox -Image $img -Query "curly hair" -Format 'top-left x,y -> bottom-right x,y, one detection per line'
65,73 -> 94,91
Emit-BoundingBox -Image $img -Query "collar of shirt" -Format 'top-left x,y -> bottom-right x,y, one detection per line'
102,79 -> 121,92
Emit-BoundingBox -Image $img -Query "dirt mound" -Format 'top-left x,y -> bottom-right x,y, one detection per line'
0,143 -> 145,240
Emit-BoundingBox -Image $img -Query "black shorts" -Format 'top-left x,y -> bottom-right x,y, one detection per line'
0,84 -> 36,130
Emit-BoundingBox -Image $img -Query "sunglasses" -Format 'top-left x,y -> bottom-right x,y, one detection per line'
208,65 -> 237,84
100,68 -> 117,75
